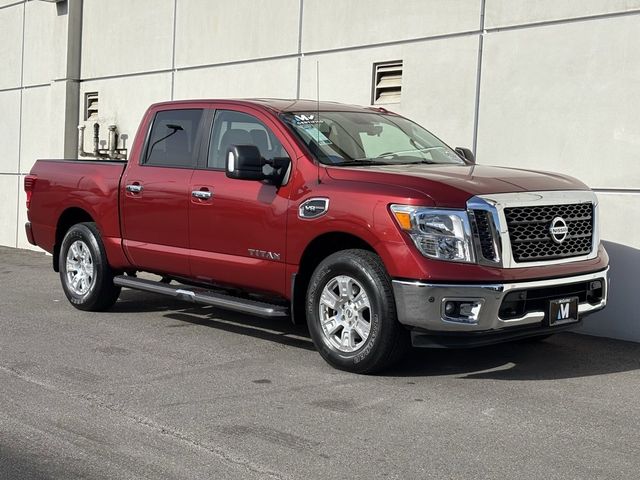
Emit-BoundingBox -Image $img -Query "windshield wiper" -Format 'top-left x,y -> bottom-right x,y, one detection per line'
333,160 -> 392,167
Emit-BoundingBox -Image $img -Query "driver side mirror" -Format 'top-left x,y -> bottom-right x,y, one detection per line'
455,147 -> 475,164
225,145 -> 291,186
226,145 -> 265,181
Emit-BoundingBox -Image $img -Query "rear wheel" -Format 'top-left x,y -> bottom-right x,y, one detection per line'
59,222 -> 120,311
306,249 -> 408,374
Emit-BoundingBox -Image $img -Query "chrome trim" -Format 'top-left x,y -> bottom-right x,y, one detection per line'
281,160 -> 292,186
467,206 -> 502,266
299,197 -> 330,220
549,216 -> 569,244
467,190 -> 599,268
317,274 -> 372,353
114,276 -> 289,318
126,184 -> 143,193
175,289 -> 195,297
392,267 -> 608,332
65,240 -> 95,296
192,190 -> 213,199
440,297 -> 485,325
500,311 -> 544,325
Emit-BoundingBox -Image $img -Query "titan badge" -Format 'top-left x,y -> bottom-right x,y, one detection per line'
248,249 -> 282,261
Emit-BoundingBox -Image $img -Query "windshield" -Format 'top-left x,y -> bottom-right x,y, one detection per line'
281,111 -> 464,166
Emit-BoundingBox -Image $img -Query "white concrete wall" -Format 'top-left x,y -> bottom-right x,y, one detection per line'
476,7 -> 640,341
477,16 -> 640,190
0,0 -> 638,340
81,0 -> 175,79
175,0 -> 300,66
298,36 -> 479,148
0,1 -> 76,250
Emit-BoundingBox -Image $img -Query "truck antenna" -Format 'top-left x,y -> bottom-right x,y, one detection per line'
316,60 -> 321,185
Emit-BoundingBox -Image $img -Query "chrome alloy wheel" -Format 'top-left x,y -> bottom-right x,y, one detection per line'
65,240 -> 95,296
318,275 -> 372,353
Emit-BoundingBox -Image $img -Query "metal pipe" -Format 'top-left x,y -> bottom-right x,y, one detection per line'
93,122 -> 100,157
108,125 -> 117,159
77,125 -> 88,157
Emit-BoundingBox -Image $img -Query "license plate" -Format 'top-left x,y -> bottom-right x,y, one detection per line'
549,297 -> 579,326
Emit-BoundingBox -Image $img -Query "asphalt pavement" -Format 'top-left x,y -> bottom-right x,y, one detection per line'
1,246 -> 639,479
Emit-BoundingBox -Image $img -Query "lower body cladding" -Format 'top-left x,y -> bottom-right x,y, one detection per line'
392,268 -> 609,348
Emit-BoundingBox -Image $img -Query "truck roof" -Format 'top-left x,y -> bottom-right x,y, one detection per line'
149,98 -> 393,114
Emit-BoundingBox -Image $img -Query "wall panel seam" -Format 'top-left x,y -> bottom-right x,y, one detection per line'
174,53 -> 300,73
61,6 -> 640,85
1,83 -> 78,94
15,0 -> 25,248
295,0 -> 304,99
80,68 -> 174,83
302,30 -> 479,56
486,8 -> 640,33
77,7 -> 640,85
170,0 -> 177,100
472,0 -> 486,155
0,1 -> 24,11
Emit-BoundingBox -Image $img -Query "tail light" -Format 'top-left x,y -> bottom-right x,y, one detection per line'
24,175 -> 37,210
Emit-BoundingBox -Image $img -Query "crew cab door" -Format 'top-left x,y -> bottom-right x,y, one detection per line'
121,108 -> 206,276
188,107 -> 293,296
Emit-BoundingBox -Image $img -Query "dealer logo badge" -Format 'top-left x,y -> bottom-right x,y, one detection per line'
549,216 -> 569,244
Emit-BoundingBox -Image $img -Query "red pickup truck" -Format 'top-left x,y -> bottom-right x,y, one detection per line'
25,99 -> 609,373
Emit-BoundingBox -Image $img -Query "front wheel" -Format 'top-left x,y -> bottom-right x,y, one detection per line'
59,222 -> 120,311
306,249 -> 408,374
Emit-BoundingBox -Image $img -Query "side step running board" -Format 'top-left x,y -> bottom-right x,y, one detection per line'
113,275 -> 289,318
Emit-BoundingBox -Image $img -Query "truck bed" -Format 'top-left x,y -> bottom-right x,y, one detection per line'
28,159 -> 127,255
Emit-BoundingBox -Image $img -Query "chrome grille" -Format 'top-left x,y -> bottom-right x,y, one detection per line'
504,203 -> 593,262
471,210 -> 498,262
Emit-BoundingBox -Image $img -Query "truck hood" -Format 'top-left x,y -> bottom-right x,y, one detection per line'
325,163 -> 589,208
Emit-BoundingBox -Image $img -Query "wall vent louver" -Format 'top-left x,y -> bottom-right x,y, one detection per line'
85,92 -> 99,121
372,61 -> 403,105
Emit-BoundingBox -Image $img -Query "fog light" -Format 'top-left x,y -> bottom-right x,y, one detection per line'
444,301 -> 456,316
442,299 -> 484,324
587,279 -> 604,304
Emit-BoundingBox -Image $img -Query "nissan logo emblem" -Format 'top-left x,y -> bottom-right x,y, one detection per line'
549,216 -> 569,244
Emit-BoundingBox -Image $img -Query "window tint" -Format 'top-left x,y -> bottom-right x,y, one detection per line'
281,111 -> 463,166
145,109 -> 204,167
359,123 -> 420,159
208,110 -> 288,169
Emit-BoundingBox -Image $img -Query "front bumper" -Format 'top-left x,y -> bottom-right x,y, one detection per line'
392,267 -> 608,337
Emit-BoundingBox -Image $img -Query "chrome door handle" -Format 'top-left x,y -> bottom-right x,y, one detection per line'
126,184 -> 143,193
192,190 -> 212,200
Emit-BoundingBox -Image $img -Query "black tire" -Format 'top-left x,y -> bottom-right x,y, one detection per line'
306,249 -> 409,374
59,222 -> 121,311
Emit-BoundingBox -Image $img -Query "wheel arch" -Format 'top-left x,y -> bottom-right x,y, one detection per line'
291,231 -> 377,324
53,207 -> 95,272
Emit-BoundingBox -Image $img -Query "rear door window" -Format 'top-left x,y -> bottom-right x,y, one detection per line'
144,109 -> 204,167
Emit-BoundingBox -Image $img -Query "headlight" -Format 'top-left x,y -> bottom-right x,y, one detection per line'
390,205 -> 475,263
